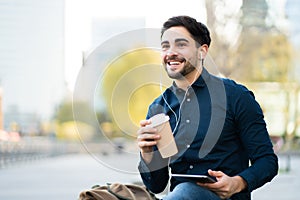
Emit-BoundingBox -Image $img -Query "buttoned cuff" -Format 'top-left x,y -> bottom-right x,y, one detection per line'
238,170 -> 257,192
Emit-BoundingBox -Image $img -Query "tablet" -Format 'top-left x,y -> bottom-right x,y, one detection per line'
172,174 -> 217,183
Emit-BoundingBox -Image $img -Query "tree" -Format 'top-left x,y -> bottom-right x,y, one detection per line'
205,0 -> 243,76
53,100 -> 98,140
100,48 -> 171,137
205,0 -> 293,82
231,0 -> 293,82
54,100 -> 94,124
205,0 -> 296,141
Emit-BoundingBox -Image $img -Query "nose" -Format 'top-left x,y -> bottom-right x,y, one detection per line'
166,48 -> 178,56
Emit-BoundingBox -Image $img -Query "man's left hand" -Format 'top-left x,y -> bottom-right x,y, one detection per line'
197,169 -> 247,199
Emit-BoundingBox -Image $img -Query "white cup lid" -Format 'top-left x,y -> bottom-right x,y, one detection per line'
149,113 -> 170,127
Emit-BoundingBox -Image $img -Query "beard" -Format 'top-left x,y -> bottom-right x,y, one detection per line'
166,62 -> 196,79
163,55 -> 197,79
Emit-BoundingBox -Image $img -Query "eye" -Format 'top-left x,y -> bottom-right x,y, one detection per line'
177,42 -> 187,48
161,44 -> 170,51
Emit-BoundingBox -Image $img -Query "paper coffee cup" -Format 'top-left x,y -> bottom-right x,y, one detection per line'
148,113 -> 178,158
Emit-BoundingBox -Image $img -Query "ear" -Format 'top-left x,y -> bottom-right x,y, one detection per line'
198,44 -> 209,60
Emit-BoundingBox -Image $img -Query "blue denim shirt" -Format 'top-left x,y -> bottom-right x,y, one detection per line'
138,68 -> 278,200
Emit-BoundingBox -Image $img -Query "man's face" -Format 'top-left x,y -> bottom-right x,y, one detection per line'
161,26 -> 200,79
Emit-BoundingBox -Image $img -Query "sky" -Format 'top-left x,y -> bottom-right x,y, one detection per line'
0,0 -> 292,122
64,0 -> 207,92
64,0 -> 289,91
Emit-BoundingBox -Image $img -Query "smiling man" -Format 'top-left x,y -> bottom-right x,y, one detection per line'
137,16 -> 278,200
161,26 -> 204,85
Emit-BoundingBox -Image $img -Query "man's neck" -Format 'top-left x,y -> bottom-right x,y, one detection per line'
174,67 -> 202,90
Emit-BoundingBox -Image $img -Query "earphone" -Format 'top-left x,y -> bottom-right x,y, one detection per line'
159,55 -> 203,134
159,55 -> 205,180
159,67 -> 188,134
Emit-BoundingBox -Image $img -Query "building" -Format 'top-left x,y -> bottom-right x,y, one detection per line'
0,0 -> 66,133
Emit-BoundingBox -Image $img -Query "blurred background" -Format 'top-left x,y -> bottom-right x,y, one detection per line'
0,0 -> 300,199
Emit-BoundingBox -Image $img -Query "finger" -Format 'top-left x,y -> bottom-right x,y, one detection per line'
140,119 -> 151,127
138,140 -> 157,147
137,134 -> 160,149
208,169 -> 224,177
137,133 -> 160,142
138,140 -> 157,148
137,126 -> 157,136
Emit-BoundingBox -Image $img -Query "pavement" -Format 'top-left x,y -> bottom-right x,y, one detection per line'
0,149 -> 299,200
252,154 -> 300,200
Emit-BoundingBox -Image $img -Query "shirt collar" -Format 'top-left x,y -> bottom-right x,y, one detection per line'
171,67 -> 211,91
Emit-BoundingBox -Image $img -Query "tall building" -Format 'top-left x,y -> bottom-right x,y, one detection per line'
0,0 -> 66,132
286,0 -> 300,46
73,17 -> 146,111
285,0 -> 300,81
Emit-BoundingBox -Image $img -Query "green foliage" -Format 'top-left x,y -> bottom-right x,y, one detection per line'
101,48 -> 161,101
128,83 -> 163,125
54,101 -> 74,123
53,100 -> 105,140
232,31 -> 292,82
205,0 -> 293,82
54,100 -> 94,125
100,48 -> 169,136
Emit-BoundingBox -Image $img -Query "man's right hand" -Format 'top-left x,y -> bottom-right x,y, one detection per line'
137,119 -> 161,163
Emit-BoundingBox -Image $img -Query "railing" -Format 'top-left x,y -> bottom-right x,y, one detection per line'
0,137 -> 81,169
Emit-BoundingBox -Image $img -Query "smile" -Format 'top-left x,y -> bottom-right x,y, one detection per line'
168,61 -> 182,65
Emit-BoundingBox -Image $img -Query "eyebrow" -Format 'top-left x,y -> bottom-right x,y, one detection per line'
175,38 -> 189,43
161,38 -> 189,45
161,40 -> 169,45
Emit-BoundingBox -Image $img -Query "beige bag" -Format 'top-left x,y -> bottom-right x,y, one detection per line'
79,183 -> 157,200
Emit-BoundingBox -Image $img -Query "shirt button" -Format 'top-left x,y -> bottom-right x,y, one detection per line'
187,98 -> 191,102
189,165 -> 194,169
186,119 -> 190,123
186,144 -> 190,148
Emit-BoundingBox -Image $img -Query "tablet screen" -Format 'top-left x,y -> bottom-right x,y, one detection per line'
172,174 -> 217,183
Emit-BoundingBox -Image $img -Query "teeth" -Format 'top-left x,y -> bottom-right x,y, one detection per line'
169,61 -> 180,65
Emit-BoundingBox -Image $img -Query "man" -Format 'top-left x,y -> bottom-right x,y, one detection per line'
137,16 -> 278,200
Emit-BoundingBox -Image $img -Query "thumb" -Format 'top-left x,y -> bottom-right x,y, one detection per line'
208,169 -> 224,178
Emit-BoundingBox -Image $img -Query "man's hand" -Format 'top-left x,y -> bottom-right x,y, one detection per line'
197,169 -> 247,199
137,119 -> 161,163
